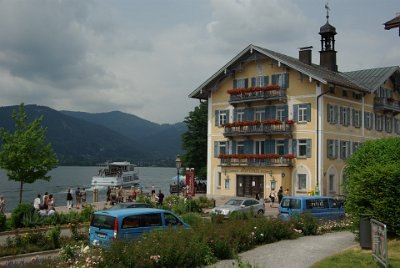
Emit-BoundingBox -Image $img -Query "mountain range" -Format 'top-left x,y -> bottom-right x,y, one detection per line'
0,105 -> 186,166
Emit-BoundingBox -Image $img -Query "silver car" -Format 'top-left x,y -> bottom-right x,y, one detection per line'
211,197 -> 265,217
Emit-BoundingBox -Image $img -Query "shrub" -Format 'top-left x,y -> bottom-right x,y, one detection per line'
289,213 -> 319,235
180,212 -> 203,226
0,213 -> 6,231
11,203 -> 35,228
47,225 -> 61,248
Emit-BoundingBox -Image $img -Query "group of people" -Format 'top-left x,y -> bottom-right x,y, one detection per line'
269,186 -> 290,207
33,192 -> 56,215
66,187 -> 87,209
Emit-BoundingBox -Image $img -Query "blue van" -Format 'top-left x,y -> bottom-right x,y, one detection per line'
89,208 -> 190,248
278,196 -> 345,221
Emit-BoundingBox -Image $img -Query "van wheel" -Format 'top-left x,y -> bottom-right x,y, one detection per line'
257,210 -> 264,215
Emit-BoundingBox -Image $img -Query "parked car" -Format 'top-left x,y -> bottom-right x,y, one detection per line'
89,208 -> 190,248
278,196 -> 345,221
108,202 -> 153,210
211,197 -> 265,218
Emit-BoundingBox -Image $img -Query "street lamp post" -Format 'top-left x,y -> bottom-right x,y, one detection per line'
175,155 -> 182,196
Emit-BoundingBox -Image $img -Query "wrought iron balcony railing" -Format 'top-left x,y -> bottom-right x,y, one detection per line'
374,97 -> 400,114
229,88 -> 287,104
219,155 -> 293,167
223,121 -> 294,137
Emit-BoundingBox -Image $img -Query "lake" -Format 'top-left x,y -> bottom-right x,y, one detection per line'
0,166 -> 178,213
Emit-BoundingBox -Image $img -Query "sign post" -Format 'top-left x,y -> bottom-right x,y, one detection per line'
185,168 -> 195,197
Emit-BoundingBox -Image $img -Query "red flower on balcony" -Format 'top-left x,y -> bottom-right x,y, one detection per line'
263,85 -> 281,91
284,154 -> 295,159
286,120 -> 295,125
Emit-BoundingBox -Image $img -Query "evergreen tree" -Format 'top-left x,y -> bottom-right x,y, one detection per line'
0,103 -> 59,204
181,101 -> 208,180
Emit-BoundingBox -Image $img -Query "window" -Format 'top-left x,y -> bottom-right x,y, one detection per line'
276,107 -> 285,121
294,103 -> 311,123
255,109 -> 265,121
164,213 -> 182,226
225,178 -> 230,189
298,139 -> 308,157
271,73 -> 289,88
375,114 -> 383,132
352,109 -> 361,128
236,141 -> 244,154
327,139 -> 338,159
215,110 -> 229,127
340,107 -> 350,126
340,140 -> 350,160
233,78 -> 248,89
352,142 -> 361,153
364,112 -> 373,130
385,116 -> 392,133
395,119 -> 400,134
276,140 -> 285,155
236,109 -> 245,122
329,175 -> 336,192
342,90 -> 348,97
252,76 -> 269,87
214,141 -> 227,157
293,139 -> 311,158
217,172 -> 221,188
122,214 -> 162,228
327,104 -> 338,124
297,174 -> 307,191
255,140 -> 265,154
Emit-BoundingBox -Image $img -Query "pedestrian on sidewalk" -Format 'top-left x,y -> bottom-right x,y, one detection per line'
81,188 -> 87,207
66,188 -> 73,209
278,186 -> 283,204
0,195 -> 5,214
75,187 -> 81,209
269,191 -> 276,207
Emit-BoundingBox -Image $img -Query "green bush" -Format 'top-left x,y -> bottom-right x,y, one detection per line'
11,203 -> 35,228
345,137 -> 400,236
180,212 -> 203,226
289,213 -> 319,236
0,213 -> 6,231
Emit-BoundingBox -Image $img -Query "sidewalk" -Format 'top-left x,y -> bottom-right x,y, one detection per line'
208,231 -> 357,268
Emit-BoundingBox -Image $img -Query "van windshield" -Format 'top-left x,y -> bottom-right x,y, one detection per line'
281,198 -> 301,209
91,214 -> 115,230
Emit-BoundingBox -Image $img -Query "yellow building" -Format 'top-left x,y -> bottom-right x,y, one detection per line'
189,16 -> 400,199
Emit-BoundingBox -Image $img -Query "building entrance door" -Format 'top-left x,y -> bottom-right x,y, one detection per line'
237,175 -> 264,198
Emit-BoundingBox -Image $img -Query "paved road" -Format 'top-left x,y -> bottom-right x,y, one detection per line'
208,231 -> 356,268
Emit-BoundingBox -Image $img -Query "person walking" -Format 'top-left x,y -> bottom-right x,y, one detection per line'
66,188 -> 73,209
156,190 -> 164,206
0,195 -> 5,214
278,186 -> 284,204
269,191 -> 276,207
75,187 -> 81,209
81,188 -> 87,207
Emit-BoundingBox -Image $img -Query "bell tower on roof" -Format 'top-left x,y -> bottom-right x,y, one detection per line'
319,3 -> 338,72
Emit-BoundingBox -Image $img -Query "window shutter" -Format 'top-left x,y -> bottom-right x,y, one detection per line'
283,105 -> 289,121
283,139 -> 289,154
292,139 -> 298,156
347,141 -> 351,159
226,110 -> 230,123
352,109 -> 356,127
265,106 -> 273,120
334,140 -> 338,159
339,107 -> 344,125
233,109 -> 237,122
245,108 -> 254,121
293,104 -> 299,122
233,80 -> 237,89
215,110 -> 219,126
327,104 -> 331,123
245,140 -> 253,154
232,141 -> 237,154
327,139 -> 332,158
306,139 -> 312,158
283,73 -> 289,89
264,76 -> 269,86
346,108 -> 351,126
244,78 -> 249,88
306,103 -> 311,122
214,141 -> 219,157
251,77 -> 256,87
340,141 -> 344,159
265,139 -> 275,154
272,74 -> 277,85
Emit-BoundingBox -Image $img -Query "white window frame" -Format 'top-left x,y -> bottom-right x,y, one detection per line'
219,111 -> 227,126
255,140 -> 265,154
297,174 -> 307,191
276,107 -> 285,121
236,109 -> 245,122
255,76 -> 266,87
219,142 -> 227,155
255,110 -> 265,121
298,139 -> 307,157
236,141 -> 244,154
329,105 -> 336,124
276,140 -> 285,155
236,79 -> 246,88
298,106 -> 307,123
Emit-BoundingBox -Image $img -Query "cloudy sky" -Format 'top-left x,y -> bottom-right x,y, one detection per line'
0,0 -> 399,124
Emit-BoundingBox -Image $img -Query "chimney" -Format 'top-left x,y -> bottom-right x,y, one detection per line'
299,46 -> 313,65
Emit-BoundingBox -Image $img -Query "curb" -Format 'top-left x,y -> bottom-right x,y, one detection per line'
0,249 -> 60,263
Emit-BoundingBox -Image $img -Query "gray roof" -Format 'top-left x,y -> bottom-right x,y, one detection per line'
344,66 -> 400,92
189,44 -> 389,100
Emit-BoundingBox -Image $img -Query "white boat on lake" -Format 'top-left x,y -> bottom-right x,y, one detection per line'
91,161 -> 140,188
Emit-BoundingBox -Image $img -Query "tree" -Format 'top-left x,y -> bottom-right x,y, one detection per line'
181,101 -> 208,180
0,103 -> 59,204
344,137 -> 400,236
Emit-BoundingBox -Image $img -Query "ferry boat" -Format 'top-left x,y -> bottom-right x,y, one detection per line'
91,161 -> 140,188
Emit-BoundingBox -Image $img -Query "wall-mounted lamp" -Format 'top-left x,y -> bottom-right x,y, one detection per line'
281,172 -> 285,178
268,170 -> 273,177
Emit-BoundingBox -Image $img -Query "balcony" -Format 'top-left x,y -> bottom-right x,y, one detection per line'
228,86 -> 287,105
374,97 -> 400,114
223,120 -> 294,137
219,154 -> 293,167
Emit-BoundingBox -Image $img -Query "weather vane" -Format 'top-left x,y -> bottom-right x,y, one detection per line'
325,2 -> 330,22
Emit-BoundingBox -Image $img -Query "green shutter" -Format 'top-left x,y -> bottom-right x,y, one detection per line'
283,73 -> 289,89
215,110 -> 219,126
327,104 -> 331,123
265,139 -> 275,154
244,78 -> 249,88
283,139 -> 289,154
306,139 -> 312,158
214,141 -> 218,157
233,80 -> 237,89
334,140 -> 338,159
283,105 -> 288,121
327,139 -> 332,158
334,105 -> 338,124
245,140 -> 253,154
272,74 -> 277,85
292,139 -> 297,156
293,104 -> 299,122
251,77 -> 256,87
306,103 -> 311,122
264,76 -> 269,86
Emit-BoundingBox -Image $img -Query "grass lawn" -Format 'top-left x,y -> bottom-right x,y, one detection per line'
311,239 -> 400,268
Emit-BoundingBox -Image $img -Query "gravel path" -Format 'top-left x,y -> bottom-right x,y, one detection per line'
208,231 -> 356,268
